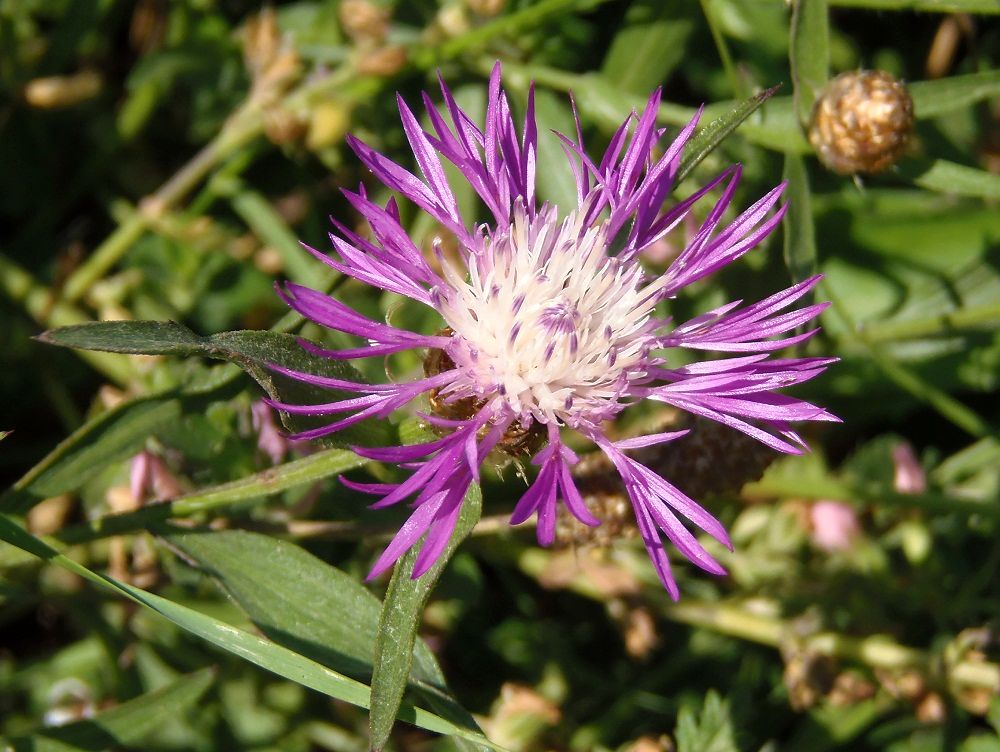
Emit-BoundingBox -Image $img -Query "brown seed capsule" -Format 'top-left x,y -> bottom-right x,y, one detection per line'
809,70 -> 915,175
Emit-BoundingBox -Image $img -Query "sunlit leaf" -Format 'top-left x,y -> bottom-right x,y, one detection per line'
790,0 -> 830,125
37,321 -> 390,446
0,514 -> 508,752
370,483 -> 484,751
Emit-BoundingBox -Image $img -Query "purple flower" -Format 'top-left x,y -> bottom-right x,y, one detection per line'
270,63 -> 838,598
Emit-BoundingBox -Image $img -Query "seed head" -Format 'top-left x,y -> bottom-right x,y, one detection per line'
809,70 -> 914,175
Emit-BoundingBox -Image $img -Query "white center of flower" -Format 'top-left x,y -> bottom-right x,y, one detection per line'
435,206 -> 665,426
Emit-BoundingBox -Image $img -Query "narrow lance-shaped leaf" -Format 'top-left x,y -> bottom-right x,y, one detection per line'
910,69 -> 1000,119
533,89 -> 581,211
0,394 -> 183,514
54,446 -> 369,545
37,321 -> 391,446
899,158 -> 1000,200
601,0 -> 696,95
370,483 -> 486,751
0,514 -> 510,752
676,84 -> 782,184
164,530 -> 484,742
790,0 -> 830,126
782,152 -> 818,285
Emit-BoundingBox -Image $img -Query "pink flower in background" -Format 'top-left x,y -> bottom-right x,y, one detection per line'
810,500 -> 860,552
892,442 -> 927,495
129,450 -> 183,504
269,63 -> 837,597
252,400 -> 290,464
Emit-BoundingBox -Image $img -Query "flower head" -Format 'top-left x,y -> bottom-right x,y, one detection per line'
270,63 -> 838,598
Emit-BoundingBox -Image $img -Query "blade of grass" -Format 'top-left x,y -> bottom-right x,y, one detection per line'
790,0 -> 830,125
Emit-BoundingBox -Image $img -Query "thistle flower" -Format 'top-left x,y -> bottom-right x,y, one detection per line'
269,64 -> 837,598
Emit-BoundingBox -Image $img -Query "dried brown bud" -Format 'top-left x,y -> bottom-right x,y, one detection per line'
357,44 -> 408,77
626,737 -> 674,752
483,683 -> 561,749
465,0 -> 507,17
263,107 -> 308,145
129,0 -> 167,54
243,8 -> 301,102
339,0 -> 390,43
243,7 -> 282,80
809,70 -> 914,175
24,70 -> 102,109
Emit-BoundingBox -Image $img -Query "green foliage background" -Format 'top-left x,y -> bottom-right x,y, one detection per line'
1,1 -> 998,750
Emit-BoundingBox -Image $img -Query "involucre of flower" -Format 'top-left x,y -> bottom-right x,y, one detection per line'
269,63 -> 838,599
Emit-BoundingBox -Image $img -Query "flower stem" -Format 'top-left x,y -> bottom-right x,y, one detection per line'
858,300 -> 1000,343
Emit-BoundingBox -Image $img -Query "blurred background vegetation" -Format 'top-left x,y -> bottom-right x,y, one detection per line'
1,0 -> 999,750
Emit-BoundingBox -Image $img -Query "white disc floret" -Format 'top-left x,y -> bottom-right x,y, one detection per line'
434,206 -> 665,427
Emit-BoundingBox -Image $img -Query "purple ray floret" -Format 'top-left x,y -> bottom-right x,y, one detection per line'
272,62 -> 837,598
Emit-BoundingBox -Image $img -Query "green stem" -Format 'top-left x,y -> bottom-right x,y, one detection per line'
61,108 -> 264,304
49,0 -> 622,309
698,0 -> 746,101
859,301 -> 1000,343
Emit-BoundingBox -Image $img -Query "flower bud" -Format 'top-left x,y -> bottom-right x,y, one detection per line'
809,70 -> 914,175
809,500 -> 860,552
339,0 -> 390,43
24,71 -> 102,109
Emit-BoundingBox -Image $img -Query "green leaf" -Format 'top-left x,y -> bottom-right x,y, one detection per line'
163,529 -> 445,686
676,85 -> 782,184
828,0 -> 999,12
37,320 -> 204,355
674,690 -> 739,752
910,70 -> 1000,119
370,483 -> 484,752
37,321 -> 390,445
790,0 -> 830,125
4,668 -> 214,752
899,159 -> 1000,200
533,89 -> 580,213
0,394 -> 182,514
164,530 -> 483,740
601,0 -> 695,94
782,152 -> 818,283
0,514 -> 508,751
55,446 -> 369,545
